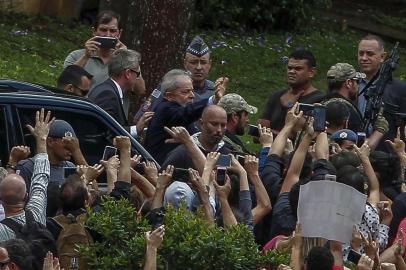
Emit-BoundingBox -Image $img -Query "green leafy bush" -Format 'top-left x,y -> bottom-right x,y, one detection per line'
79,197 -> 289,270
194,0 -> 332,31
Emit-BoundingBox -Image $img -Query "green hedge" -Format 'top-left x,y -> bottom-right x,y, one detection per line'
79,198 -> 290,269
194,0 -> 332,30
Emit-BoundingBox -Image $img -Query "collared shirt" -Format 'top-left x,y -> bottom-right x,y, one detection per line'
0,153 -> 50,240
357,79 -> 368,116
111,78 -> 138,137
64,49 -> 109,89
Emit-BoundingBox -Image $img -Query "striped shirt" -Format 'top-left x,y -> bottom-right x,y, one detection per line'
0,153 -> 50,240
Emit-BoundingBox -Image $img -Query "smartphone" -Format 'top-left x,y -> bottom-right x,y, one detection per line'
216,167 -> 227,185
347,249 -> 362,264
357,132 -> 366,147
216,154 -> 231,167
94,36 -> 118,49
236,155 -> 245,165
102,146 -> 117,161
247,124 -> 260,137
64,167 -> 77,178
135,163 -> 145,175
298,103 -> 314,116
313,104 -> 326,132
172,168 -> 190,182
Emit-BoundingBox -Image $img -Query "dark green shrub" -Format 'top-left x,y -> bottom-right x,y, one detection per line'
79,197 -> 289,269
194,0 -> 331,31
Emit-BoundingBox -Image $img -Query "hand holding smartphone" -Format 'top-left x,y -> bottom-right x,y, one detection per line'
216,154 -> 231,167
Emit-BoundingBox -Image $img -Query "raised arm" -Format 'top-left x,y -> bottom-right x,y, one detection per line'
280,118 -> 315,195
213,176 -> 237,227
355,143 -> 380,205
188,169 -> 214,224
315,132 -> 329,161
114,136 -> 131,184
143,225 -> 165,270
270,103 -> 302,157
244,155 -> 272,225
26,109 -> 54,225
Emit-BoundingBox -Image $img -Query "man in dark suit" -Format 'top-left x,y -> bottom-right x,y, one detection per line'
144,69 -> 226,165
87,48 -> 152,137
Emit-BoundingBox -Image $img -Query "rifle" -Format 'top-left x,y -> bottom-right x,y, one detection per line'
360,42 -> 400,132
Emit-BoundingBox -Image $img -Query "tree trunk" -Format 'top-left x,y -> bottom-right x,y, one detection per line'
99,0 -> 195,93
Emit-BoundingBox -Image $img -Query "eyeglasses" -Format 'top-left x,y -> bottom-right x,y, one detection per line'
0,259 -> 10,268
350,77 -> 362,84
129,68 -> 141,79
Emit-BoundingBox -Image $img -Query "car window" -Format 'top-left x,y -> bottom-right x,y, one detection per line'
16,107 -> 117,166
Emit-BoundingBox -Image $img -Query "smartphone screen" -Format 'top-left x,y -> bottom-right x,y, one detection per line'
313,104 -> 326,132
216,155 -> 231,167
347,249 -> 362,264
216,167 -> 227,185
102,146 -> 117,161
247,124 -> 260,137
236,155 -> 245,165
172,168 -> 190,182
298,103 -> 314,116
64,167 -> 77,178
357,132 -> 366,147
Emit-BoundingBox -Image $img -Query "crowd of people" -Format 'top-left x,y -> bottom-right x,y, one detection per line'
1,8 -> 406,270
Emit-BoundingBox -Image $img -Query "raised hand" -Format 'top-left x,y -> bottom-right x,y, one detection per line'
244,155 -> 259,176
26,108 -> 54,141
156,165 -> 174,189
146,225 -> 165,250
386,127 -> 405,154
113,136 -> 131,151
285,102 -> 303,128
164,126 -> 192,144
258,124 -> 273,147
357,254 -> 374,270
213,174 -> 231,199
8,146 -> 31,165
354,142 -> 371,159
136,111 -> 154,134
213,77 -> 229,104
83,164 -> 104,184
205,152 -> 220,171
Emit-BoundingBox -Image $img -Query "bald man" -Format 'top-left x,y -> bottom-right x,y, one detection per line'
161,105 -> 230,170
0,109 -> 51,240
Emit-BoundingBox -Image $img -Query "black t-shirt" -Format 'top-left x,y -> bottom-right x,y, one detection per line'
261,89 -> 325,131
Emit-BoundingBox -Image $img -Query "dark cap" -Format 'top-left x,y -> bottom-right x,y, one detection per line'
186,36 -> 210,57
330,129 -> 357,143
49,120 -> 76,138
57,65 -> 93,88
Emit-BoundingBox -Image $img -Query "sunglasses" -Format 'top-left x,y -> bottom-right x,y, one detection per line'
129,68 -> 141,78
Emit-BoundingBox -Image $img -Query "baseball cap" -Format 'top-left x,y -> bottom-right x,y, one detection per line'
164,181 -> 195,210
330,129 -> 358,143
48,120 -> 77,138
327,63 -> 366,82
218,93 -> 258,115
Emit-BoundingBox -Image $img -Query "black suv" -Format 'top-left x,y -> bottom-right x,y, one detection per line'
0,80 -> 156,168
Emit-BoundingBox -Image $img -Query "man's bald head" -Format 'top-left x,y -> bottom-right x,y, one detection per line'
201,105 -> 227,121
0,174 -> 27,206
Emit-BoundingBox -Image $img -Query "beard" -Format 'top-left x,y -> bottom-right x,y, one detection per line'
236,122 -> 245,136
